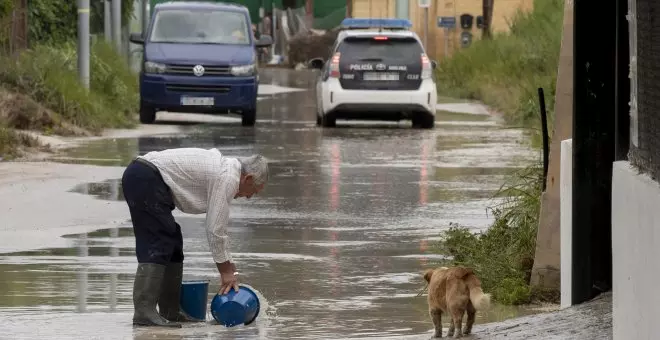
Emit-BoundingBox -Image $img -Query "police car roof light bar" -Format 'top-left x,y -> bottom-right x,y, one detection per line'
340,18 -> 413,31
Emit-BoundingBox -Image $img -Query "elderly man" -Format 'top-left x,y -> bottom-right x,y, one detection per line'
121,148 -> 268,328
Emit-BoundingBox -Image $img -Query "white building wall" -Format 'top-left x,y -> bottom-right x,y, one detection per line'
612,161 -> 660,340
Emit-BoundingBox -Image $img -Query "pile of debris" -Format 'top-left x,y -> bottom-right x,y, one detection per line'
287,28 -> 341,68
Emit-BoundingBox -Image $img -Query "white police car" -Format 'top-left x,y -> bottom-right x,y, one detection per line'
308,18 -> 438,129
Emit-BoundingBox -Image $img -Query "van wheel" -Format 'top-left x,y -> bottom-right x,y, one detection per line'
412,112 -> 435,129
321,113 -> 336,128
242,109 -> 256,126
139,103 -> 156,124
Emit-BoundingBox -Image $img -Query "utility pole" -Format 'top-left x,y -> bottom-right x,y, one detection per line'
306,0 -> 313,29
112,0 -> 122,52
104,0 -> 111,41
77,0 -> 90,89
418,0 -> 430,51
482,0 -> 494,39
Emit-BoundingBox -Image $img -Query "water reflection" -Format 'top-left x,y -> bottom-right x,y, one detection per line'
109,227 -> 119,312
77,233 -> 88,313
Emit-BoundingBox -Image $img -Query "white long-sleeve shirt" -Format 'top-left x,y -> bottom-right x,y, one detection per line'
139,148 -> 240,264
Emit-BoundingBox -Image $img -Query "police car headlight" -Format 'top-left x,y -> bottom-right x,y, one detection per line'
230,64 -> 256,76
144,61 -> 166,74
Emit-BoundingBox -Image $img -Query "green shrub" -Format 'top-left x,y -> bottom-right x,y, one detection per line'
436,0 -> 564,129
0,40 -> 137,133
437,164 -> 544,305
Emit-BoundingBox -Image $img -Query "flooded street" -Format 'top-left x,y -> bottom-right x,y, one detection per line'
0,69 -> 541,339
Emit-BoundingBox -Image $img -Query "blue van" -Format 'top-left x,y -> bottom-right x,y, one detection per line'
129,1 -> 273,126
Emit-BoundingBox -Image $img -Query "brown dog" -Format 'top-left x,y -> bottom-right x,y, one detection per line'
423,266 -> 491,338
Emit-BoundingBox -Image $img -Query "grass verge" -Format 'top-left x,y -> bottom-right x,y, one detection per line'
0,39 -> 138,159
431,0 -> 565,305
436,0 -> 564,130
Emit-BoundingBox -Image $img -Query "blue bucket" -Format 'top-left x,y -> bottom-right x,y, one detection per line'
179,280 -> 210,321
210,285 -> 261,327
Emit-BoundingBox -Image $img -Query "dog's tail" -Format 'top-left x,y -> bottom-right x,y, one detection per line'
464,273 -> 491,310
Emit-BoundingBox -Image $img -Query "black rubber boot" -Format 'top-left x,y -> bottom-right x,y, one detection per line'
158,262 -> 202,322
132,263 -> 182,328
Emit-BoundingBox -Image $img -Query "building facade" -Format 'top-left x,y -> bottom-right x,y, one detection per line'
349,0 -> 533,60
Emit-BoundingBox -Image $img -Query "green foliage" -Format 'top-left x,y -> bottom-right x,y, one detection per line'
28,0 -> 136,44
0,0 -> 13,17
0,40 -> 137,133
435,0 -> 564,129
438,164 -> 544,305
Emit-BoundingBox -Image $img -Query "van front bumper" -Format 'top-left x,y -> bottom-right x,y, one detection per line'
140,73 -> 258,113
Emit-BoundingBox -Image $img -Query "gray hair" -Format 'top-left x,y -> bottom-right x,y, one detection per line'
237,154 -> 269,185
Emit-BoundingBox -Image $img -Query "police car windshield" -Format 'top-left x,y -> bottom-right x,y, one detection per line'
149,9 -> 251,45
338,37 -> 423,62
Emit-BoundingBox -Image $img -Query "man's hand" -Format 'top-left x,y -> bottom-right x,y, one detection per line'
217,261 -> 239,295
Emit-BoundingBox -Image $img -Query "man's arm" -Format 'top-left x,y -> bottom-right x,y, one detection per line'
205,172 -> 239,279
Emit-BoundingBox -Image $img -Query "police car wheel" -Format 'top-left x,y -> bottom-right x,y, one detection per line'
412,112 -> 435,129
321,113 -> 336,128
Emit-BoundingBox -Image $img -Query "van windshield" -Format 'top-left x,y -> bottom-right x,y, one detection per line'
149,9 -> 251,45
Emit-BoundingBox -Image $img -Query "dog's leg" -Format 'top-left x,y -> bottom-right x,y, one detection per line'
430,308 -> 443,338
447,316 -> 455,337
450,310 -> 464,338
464,303 -> 476,335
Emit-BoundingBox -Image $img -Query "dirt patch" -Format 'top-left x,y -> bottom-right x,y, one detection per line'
287,29 -> 340,67
0,87 -> 95,160
0,88 -> 90,137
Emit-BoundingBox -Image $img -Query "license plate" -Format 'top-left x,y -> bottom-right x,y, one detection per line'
363,72 -> 399,81
181,97 -> 214,106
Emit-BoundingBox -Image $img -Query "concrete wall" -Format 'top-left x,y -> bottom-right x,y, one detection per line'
612,161 -> 660,339
530,0 -> 574,290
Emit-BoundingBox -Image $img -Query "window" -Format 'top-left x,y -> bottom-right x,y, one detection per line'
149,9 -> 251,45
395,0 -> 409,19
338,37 -> 423,63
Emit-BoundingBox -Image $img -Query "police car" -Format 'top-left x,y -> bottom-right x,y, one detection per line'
308,18 -> 438,129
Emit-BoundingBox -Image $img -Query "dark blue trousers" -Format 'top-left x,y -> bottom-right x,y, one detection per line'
121,158 -> 184,265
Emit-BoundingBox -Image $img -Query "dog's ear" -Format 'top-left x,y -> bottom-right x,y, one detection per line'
423,269 -> 434,283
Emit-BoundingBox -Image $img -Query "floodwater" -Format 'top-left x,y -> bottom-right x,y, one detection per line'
0,69 -> 543,339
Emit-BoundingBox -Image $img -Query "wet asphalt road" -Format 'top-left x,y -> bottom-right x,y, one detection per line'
0,69 -> 540,339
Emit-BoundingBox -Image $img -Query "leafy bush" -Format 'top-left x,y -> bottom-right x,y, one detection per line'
438,164 -> 544,305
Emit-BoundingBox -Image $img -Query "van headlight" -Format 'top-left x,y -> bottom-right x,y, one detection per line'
144,61 -> 166,74
230,64 -> 256,76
